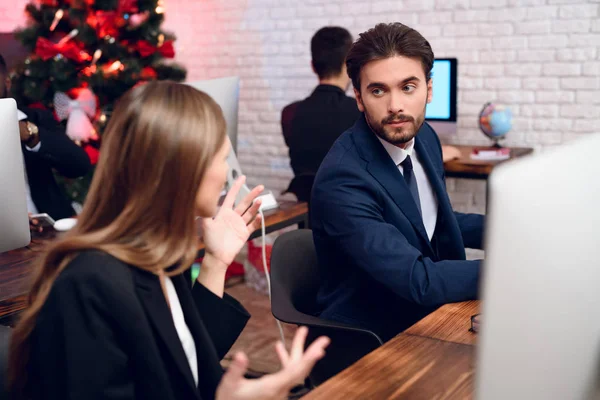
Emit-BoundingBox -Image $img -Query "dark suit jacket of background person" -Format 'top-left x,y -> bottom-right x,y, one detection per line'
281,84 -> 360,202
24,251 -> 250,400
20,106 -> 92,220
311,115 -> 485,342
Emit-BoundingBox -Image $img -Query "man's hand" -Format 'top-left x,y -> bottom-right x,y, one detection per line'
28,213 -> 43,233
19,121 -> 40,147
442,145 -> 462,163
19,121 -> 31,142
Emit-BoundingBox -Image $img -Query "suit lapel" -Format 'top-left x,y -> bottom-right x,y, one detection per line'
132,268 -> 199,396
353,116 -> 432,251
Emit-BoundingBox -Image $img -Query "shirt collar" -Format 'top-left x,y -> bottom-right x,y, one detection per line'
376,136 -> 415,166
17,109 -> 28,121
313,84 -> 346,95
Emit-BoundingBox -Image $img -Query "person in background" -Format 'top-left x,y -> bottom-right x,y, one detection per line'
0,54 -> 91,222
8,81 -> 329,400
281,27 -> 360,203
311,23 -> 485,342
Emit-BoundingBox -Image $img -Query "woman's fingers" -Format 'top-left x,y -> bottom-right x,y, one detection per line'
242,199 -> 261,226
234,184 -> 264,216
222,352 -> 249,386
248,214 -> 263,233
303,336 -> 330,364
290,326 -> 309,361
222,176 -> 247,210
275,340 -> 290,368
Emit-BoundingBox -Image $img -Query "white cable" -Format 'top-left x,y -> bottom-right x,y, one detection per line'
258,208 -> 287,347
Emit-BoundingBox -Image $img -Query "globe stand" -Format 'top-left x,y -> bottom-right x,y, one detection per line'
491,138 -> 505,149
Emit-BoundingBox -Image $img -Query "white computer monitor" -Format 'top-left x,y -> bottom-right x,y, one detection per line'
188,76 -> 278,211
426,58 -> 457,138
0,98 -> 31,252
476,133 -> 600,399
188,76 -> 240,154
187,77 -> 243,193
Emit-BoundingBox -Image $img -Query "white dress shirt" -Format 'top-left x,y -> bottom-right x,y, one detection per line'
164,276 -> 199,386
377,136 -> 438,240
18,109 -> 41,214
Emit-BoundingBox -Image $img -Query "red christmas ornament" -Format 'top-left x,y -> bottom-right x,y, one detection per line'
93,11 -> 125,38
159,41 -> 175,58
140,66 -> 157,80
136,40 -> 155,57
118,0 -> 138,14
86,14 -> 98,29
83,144 -> 100,165
81,65 -> 97,77
135,40 -> 175,58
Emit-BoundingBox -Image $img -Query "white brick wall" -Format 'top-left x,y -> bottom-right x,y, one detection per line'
2,0 -> 599,214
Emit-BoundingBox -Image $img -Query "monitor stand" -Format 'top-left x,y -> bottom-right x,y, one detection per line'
225,142 -> 279,211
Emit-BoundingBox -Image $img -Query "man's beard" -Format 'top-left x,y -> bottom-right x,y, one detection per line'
364,102 -> 427,146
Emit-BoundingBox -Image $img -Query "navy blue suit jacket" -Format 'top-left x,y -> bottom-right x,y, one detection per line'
311,115 -> 484,342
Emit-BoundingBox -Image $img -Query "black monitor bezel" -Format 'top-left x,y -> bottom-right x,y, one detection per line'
426,57 -> 458,123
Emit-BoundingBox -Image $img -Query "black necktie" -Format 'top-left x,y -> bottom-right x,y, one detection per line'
401,155 -> 422,215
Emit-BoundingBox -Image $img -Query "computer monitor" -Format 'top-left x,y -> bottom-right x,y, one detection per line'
187,77 -> 243,193
426,58 -> 457,137
188,76 -> 240,154
476,133 -> 600,399
0,98 -> 31,252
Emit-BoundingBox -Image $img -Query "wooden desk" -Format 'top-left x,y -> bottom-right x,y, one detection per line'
0,201 -> 308,324
305,301 -> 480,400
405,301 -> 479,346
444,145 -> 533,180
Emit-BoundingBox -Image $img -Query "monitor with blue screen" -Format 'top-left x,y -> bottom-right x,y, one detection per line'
426,58 -> 457,136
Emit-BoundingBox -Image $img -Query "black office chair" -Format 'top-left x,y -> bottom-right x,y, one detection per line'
270,229 -> 382,387
0,325 -> 12,398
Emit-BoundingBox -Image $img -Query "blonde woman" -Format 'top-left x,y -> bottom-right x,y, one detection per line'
8,81 -> 329,400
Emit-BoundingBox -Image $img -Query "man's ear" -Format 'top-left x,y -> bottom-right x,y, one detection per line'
354,87 -> 365,112
427,79 -> 433,104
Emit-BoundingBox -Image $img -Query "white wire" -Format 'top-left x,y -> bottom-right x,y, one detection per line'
258,208 -> 287,347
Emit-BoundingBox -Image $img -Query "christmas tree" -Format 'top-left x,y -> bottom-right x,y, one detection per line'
10,0 -> 186,203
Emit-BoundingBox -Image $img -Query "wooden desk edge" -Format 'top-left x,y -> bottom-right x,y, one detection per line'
0,202 -> 309,321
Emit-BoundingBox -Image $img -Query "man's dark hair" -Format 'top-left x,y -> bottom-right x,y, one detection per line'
346,23 -> 434,91
311,27 -> 353,80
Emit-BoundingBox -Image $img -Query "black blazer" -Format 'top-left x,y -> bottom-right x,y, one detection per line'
25,251 -> 250,400
281,85 -> 360,202
311,115 -> 484,342
21,107 -> 92,220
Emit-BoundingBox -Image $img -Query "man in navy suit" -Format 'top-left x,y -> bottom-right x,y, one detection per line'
311,23 -> 484,342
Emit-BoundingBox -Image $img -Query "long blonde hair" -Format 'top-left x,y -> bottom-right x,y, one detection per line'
8,81 -> 227,396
